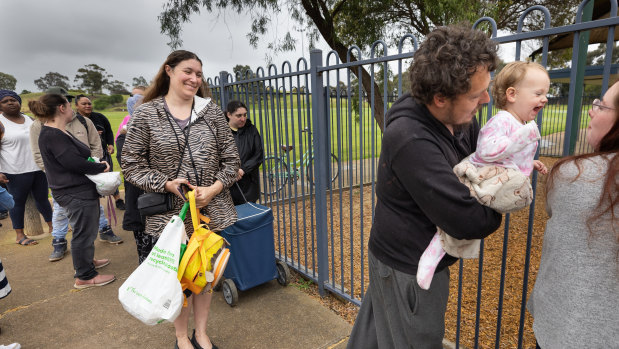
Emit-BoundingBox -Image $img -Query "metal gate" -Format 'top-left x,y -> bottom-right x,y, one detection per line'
208,1 -> 619,347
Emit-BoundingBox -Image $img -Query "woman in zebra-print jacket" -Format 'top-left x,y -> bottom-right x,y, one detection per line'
121,50 -> 239,349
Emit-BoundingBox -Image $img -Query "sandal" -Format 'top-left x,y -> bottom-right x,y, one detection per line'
16,237 -> 38,246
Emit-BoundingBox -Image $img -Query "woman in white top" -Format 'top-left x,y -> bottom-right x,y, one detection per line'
0,90 -> 53,245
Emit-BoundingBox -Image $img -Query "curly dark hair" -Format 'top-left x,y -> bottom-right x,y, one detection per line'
409,25 -> 499,104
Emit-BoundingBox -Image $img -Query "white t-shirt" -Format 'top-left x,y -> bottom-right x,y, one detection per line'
0,114 -> 40,174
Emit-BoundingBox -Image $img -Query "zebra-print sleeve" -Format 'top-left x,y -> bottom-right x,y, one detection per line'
121,103 -> 169,193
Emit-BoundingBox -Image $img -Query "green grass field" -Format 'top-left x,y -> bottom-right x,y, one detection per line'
19,92 -> 591,188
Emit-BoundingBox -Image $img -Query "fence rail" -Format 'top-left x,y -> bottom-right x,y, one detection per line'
209,2 -> 619,347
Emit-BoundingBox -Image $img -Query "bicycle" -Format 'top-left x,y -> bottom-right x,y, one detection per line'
261,128 -> 340,196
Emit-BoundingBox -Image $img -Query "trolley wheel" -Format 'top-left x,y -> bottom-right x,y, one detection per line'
222,279 -> 238,307
276,260 -> 291,286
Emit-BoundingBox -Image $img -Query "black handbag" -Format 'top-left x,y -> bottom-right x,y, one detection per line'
137,192 -> 174,216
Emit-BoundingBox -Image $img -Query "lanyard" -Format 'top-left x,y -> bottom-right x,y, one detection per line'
161,98 -> 201,185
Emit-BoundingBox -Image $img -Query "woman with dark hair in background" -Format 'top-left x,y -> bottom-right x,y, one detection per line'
122,50 -> 239,349
29,93 -> 115,289
225,100 -> 263,204
527,81 -> 619,349
0,89 -> 53,245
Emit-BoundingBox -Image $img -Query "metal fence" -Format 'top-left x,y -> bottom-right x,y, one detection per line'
208,1 -> 619,347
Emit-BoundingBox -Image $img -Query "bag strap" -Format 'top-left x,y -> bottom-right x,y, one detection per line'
187,190 -> 210,231
75,114 -> 89,137
234,182 -> 249,204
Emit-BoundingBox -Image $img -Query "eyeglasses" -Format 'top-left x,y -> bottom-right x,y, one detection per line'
591,99 -> 615,112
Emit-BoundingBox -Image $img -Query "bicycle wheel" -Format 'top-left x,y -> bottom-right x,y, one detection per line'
261,157 -> 289,196
306,153 -> 339,186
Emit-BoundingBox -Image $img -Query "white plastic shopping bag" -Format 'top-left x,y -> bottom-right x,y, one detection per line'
86,171 -> 121,196
84,157 -> 121,196
118,214 -> 185,325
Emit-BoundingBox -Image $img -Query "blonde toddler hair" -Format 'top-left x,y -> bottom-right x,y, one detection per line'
492,61 -> 548,109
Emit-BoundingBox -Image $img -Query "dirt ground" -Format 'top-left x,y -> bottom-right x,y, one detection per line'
271,156 -> 559,349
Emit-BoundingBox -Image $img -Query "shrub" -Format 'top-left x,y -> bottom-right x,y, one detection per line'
93,97 -> 110,110
109,94 -> 123,104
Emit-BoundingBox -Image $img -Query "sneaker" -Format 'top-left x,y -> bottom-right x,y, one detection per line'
49,238 -> 68,262
74,274 -> 116,289
115,199 -> 126,210
99,226 -> 123,244
93,258 -> 110,269
0,343 -> 21,349
0,211 -> 8,220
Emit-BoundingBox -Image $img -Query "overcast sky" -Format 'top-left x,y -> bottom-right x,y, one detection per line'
0,0 -> 330,93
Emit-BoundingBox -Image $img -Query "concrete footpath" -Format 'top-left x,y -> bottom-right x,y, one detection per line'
0,197 -> 351,349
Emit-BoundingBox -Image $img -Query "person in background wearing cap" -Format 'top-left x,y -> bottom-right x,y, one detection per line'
30,86 -> 123,261
0,89 -> 53,245
75,94 -> 126,211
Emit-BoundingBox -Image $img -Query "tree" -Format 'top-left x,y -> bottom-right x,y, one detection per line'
232,64 -> 252,79
159,0 -> 580,131
106,80 -> 130,95
24,194 -> 44,237
74,64 -> 112,94
586,42 -> 619,66
231,64 -> 266,97
34,72 -> 70,91
132,76 -> 149,87
0,72 -> 17,90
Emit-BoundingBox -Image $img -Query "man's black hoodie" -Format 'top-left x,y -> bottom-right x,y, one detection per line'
368,93 -> 502,275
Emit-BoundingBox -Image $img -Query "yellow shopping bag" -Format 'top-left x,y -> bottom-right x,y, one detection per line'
177,190 -> 230,305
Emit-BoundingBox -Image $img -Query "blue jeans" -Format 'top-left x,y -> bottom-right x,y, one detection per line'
0,187 -> 14,211
52,199 -> 109,239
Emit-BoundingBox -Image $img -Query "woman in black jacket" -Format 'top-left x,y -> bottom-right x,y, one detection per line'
226,101 -> 264,204
29,94 -> 115,289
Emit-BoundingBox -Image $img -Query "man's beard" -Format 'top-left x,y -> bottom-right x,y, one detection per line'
453,121 -> 472,133
445,105 -> 480,133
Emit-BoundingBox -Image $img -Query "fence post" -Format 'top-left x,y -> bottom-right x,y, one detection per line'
218,71 -> 229,109
563,1 -> 593,156
310,49 -> 329,297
